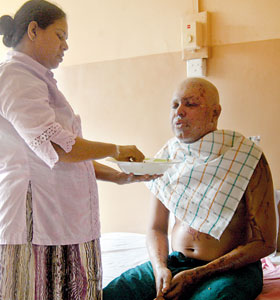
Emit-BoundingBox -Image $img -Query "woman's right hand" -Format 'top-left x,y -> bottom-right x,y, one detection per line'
113,145 -> 145,162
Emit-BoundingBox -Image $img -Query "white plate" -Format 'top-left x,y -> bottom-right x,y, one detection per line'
107,158 -> 181,175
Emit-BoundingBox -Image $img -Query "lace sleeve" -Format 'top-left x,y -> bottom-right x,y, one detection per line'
28,123 -> 77,168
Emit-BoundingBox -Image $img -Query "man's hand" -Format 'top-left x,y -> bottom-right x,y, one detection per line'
163,269 -> 198,300
154,267 -> 172,300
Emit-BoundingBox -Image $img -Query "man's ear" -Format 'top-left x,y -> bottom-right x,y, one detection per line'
213,104 -> 221,120
27,21 -> 39,41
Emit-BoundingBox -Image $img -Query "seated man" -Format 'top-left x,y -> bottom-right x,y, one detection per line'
103,78 -> 277,300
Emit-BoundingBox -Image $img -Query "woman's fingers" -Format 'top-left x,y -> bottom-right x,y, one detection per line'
115,145 -> 145,162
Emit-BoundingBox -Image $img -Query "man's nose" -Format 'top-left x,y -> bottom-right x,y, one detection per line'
62,40 -> 69,51
176,104 -> 186,117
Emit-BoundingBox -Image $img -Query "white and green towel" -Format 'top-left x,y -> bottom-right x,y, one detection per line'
146,130 -> 262,240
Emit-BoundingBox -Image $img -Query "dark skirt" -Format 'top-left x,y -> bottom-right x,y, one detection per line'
0,183 -> 102,300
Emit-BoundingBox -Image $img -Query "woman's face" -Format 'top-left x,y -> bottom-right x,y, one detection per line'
32,17 -> 68,69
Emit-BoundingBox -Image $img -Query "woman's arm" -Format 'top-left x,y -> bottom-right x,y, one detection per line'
93,161 -> 160,184
52,136 -> 145,163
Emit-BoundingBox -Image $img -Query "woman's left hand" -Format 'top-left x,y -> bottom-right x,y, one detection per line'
115,172 -> 162,185
93,161 -> 161,184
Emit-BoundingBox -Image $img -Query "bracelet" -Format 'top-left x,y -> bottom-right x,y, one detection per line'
115,145 -> 120,158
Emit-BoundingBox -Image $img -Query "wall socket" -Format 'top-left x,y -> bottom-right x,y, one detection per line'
187,58 -> 206,77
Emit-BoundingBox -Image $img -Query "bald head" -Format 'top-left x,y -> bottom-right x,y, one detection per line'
171,78 -> 221,143
175,77 -> 220,106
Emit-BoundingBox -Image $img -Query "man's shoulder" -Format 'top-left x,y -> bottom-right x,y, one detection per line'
246,153 -> 273,198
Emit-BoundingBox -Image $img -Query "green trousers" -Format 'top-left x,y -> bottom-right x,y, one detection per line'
103,251 -> 263,300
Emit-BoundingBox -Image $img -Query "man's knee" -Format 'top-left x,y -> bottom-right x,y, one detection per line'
103,261 -> 156,300
189,270 -> 262,300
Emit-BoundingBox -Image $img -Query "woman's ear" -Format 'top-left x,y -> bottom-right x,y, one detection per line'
27,21 -> 38,41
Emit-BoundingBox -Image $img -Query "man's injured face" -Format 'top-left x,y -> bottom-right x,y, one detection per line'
170,79 -> 220,143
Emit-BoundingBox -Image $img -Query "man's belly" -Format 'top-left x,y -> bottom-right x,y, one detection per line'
171,221 -> 248,261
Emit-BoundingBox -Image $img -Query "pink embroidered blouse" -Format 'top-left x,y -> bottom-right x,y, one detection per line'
0,51 -> 100,245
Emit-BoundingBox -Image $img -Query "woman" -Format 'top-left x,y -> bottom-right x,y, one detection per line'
0,1 -> 157,299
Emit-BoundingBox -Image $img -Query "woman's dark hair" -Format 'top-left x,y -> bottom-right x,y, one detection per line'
0,0 -> 66,48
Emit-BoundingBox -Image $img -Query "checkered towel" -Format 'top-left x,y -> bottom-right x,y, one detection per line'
146,130 -> 262,239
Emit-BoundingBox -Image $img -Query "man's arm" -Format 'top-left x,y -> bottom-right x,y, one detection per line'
146,196 -> 171,299
165,154 -> 277,298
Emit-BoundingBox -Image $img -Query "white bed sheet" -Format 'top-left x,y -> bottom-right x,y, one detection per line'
101,232 -> 148,287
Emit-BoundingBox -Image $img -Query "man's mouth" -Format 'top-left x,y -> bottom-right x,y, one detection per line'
174,119 -> 186,128
58,54 -> 64,62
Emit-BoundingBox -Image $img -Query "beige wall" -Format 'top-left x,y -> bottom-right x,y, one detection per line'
2,0 -> 280,62
201,0 -> 280,45
0,0 -> 193,63
1,1 -> 279,233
